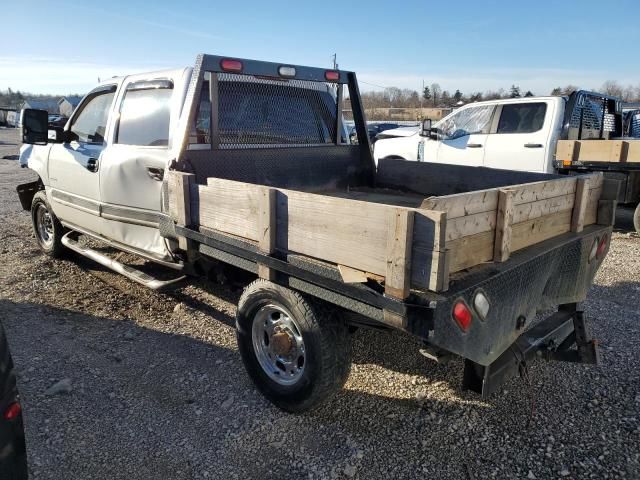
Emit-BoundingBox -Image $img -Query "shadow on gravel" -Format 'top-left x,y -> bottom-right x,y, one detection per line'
589,280 -> 640,309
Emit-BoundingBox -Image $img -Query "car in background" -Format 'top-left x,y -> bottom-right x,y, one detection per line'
349,122 -> 404,144
0,321 -> 28,479
47,114 -> 68,128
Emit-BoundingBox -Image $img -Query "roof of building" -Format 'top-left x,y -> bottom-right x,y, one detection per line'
23,98 -> 59,111
58,95 -> 83,107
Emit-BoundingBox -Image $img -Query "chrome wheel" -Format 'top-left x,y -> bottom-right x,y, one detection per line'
251,304 -> 306,386
36,204 -> 54,247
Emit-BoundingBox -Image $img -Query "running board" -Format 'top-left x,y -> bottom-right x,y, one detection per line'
61,233 -> 187,291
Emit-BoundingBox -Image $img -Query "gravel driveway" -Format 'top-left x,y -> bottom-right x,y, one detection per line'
0,127 -> 638,479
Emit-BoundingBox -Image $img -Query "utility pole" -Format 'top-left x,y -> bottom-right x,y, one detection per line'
332,53 -> 338,70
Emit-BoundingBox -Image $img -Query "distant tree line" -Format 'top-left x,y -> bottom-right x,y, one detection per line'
0,88 -> 81,109
359,80 -> 640,110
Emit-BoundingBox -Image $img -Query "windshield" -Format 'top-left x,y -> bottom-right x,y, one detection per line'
435,105 -> 494,139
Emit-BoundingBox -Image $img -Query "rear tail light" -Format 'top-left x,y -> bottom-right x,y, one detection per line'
278,66 -> 296,78
3,402 -> 21,421
596,234 -> 608,259
452,301 -> 473,332
220,59 -> 243,72
325,70 -> 340,82
589,236 -> 599,263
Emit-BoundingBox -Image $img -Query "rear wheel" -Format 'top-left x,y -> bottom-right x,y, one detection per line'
236,279 -> 351,412
634,204 -> 640,234
31,191 -> 64,258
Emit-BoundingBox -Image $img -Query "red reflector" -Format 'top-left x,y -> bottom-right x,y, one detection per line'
3,402 -> 21,421
596,235 -> 608,259
453,302 -> 473,332
325,70 -> 340,81
220,59 -> 243,72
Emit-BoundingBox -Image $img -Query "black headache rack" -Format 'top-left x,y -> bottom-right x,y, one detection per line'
561,90 -> 623,140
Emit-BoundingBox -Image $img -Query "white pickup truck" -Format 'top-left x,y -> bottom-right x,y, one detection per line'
374,91 -> 623,173
16,55 -> 614,412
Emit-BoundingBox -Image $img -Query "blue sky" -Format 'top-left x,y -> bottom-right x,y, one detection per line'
2,0 -> 639,95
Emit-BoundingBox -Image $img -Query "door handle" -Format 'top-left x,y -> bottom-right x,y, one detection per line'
524,143 -> 543,148
86,158 -> 99,172
467,143 -> 483,148
146,167 -> 164,181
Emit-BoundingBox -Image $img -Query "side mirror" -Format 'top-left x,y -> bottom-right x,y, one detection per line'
21,109 -> 49,145
47,126 -> 66,143
419,118 -> 432,137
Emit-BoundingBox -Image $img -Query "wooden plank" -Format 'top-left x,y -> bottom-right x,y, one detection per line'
571,177 -> 589,233
584,195 -> 599,226
429,249 -> 450,291
385,209 -> 414,299
422,189 -> 499,219
338,265 -> 368,283
167,171 -> 194,225
511,209 -> 572,252
257,187 -> 276,280
166,171 -> 195,250
446,210 -> 496,241
600,178 -> 621,201
493,189 -> 514,262
509,177 -> 576,205
197,178 -> 260,240
627,141 -> 640,162
446,230 -> 494,273
555,140 -> 577,161
513,193 -> 574,224
597,200 -> 617,226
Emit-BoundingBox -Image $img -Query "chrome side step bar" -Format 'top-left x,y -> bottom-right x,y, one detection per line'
61,232 -> 187,291
60,220 -> 184,271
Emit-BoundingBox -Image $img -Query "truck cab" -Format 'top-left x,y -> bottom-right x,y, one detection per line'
374,96 -> 566,173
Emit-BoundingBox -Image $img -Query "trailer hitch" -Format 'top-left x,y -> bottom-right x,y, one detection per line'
462,305 -> 599,399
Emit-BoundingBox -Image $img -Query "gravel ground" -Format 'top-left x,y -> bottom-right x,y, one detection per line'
0,127 -> 639,479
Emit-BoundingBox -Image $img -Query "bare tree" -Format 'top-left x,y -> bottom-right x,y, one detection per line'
601,80 -> 624,98
430,83 -> 441,107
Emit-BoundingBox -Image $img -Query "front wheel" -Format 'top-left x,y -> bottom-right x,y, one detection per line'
31,191 -> 65,258
236,280 -> 351,412
634,204 -> 640,234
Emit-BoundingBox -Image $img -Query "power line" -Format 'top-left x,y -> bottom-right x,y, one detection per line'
358,80 -> 393,90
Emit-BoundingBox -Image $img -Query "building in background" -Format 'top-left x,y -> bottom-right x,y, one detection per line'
0,107 -> 17,127
22,98 -> 59,114
58,96 -> 83,117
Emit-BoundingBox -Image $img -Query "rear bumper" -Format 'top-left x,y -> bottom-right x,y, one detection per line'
412,224 -> 611,366
461,305 -> 599,398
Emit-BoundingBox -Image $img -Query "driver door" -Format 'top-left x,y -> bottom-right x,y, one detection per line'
435,104 -> 495,166
47,86 -> 117,236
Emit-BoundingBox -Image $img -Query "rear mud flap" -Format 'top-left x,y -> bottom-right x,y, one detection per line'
16,181 -> 41,211
462,306 -> 599,399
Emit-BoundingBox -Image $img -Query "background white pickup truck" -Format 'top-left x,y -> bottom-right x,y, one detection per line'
373,92 -> 624,173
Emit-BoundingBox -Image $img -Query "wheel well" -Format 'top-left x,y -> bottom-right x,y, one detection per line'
384,155 -> 406,160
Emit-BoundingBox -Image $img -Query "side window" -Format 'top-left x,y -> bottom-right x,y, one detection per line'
497,103 -> 547,134
190,80 -> 211,144
116,81 -> 173,146
69,89 -> 116,144
439,105 -> 494,140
